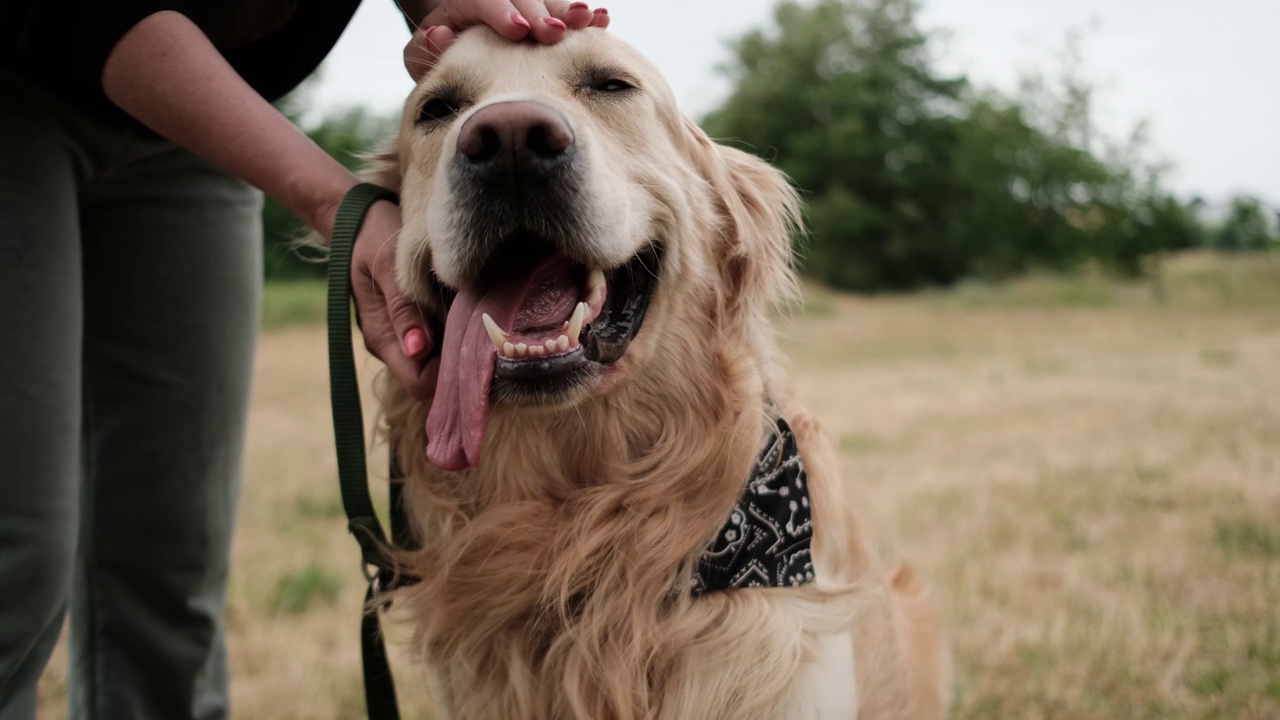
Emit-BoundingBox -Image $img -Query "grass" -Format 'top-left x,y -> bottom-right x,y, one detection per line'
270,562 -> 344,616
34,250 -> 1280,718
261,278 -> 328,328
1214,518 -> 1280,559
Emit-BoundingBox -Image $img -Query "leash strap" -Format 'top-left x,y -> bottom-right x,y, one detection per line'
327,182 -> 406,720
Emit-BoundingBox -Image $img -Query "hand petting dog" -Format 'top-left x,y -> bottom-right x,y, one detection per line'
403,0 -> 610,80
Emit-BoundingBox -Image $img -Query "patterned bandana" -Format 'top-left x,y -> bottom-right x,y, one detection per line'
691,416 -> 816,594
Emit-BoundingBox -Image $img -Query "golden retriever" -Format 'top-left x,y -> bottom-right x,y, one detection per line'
364,27 -> 948,719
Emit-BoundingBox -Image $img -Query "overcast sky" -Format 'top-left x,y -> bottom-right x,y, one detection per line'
312,0 -> 1279,205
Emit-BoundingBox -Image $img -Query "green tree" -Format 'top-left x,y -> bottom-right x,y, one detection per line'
705,0 -> 967,290
263,79 -> 397,279
1211,196 -> 1277,251
704,0 -> 1200,290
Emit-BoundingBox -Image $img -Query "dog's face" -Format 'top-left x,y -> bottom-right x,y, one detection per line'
392,29 -> 797,471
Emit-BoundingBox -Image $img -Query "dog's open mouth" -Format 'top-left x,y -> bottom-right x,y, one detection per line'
426,234 -> 660,471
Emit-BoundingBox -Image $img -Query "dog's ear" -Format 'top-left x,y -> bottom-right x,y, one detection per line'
681,117 -> 802,314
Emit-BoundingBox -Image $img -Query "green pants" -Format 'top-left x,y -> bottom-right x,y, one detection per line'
0,68 -> 261,719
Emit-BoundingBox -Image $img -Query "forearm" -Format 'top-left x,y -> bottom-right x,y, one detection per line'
102,11 -> 356,240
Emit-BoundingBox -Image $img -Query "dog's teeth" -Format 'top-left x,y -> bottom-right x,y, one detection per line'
555,335 -> 569,352
544,339 -> 558,352
587,268 -> 606,306
503,341 -> 515,357
567,302 -> 587,345
529,345 -> 545,356
515,343 -> 528,356
482,313 -> 507,353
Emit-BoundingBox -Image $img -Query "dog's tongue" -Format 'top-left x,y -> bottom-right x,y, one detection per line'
426,256 -> 579,471
425,289 -> 493,471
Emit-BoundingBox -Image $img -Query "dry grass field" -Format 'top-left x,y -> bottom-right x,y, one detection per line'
37,252 -> 1280,718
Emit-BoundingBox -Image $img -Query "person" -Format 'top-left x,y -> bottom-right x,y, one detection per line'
0,1 -> 608,717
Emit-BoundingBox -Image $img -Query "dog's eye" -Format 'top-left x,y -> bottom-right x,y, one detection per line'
589,78 -> 636,93
418,97 -> 460,124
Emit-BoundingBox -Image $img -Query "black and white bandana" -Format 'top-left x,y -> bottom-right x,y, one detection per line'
691,416 -> 816,594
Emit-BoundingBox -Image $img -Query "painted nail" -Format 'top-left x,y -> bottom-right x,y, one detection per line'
544,17 -> 567,29
594,8 -> 609,15
423,26 -> 443,46
404,329 -> 426,356
569,2 -> 589,9
511,12 -> 531,29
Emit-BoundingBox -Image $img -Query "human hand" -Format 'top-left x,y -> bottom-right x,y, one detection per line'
350,200 -> 439,400
404,0 -> 610,80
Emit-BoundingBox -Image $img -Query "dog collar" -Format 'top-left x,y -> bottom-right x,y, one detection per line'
691,415 -> 816,595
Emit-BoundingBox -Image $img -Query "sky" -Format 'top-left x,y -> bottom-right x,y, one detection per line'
312,0 -> 1280,206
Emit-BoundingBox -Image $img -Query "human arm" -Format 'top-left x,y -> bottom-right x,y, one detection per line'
102,11 -> 436,396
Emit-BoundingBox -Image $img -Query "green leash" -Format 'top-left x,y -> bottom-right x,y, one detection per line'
327,182 -> 416,720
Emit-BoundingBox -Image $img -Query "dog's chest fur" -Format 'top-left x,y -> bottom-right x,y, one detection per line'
390,348 -> 857,718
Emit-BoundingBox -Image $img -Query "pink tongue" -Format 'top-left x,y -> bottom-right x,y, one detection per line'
425,288 -> 493,471
425,259 -> 579,471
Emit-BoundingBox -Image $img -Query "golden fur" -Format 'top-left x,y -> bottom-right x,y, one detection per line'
365,28 -> 948,719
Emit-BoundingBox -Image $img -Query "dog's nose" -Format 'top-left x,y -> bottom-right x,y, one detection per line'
456,101 -> 575,171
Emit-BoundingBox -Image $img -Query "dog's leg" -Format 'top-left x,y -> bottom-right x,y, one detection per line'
851,564 -> 950,719
657,594 -> 859,720
771,628 -> 858,719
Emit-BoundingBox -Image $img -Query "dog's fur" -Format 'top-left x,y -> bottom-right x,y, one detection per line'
365,28 -> 948,719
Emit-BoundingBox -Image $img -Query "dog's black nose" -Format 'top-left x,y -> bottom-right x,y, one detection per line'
457,101 -> 575,172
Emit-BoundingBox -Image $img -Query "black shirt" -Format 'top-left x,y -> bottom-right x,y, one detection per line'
1,1 -> 367,129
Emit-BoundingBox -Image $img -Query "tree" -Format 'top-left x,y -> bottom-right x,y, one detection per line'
705,0 -> 967,290
263,79 -> 397,279
704,0 -> 1202,291
1211,196 -> 1277,251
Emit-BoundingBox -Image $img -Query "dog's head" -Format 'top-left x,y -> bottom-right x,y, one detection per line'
387,28 -> 800,471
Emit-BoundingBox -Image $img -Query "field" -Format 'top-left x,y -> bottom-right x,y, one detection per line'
37,252 -> 1280,718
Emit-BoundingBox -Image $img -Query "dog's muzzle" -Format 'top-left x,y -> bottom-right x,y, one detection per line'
448,101 -> 596,279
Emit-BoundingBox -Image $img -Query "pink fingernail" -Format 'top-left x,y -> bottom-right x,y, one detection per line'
569,2 -> 589,9
511,13 -> 531,29
594,8 -> 609,15
404,329 -> 426,356
544,17 -> 567,29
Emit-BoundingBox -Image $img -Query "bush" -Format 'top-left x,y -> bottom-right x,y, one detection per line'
263,97 -> 396,280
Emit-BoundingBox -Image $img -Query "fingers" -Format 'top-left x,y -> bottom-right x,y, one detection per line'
546,1 -> 595,30
350,201 -> 439,400
385,290 -> 430,360
473,5 -> 535,41
511,0 -> 564,43
382,293 -> 441,401
403,1 -> 611,82
422,1 -> 531,41
404,25 -> 455,81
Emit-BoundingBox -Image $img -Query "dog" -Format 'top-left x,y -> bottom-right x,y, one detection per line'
364,27 -> 948,719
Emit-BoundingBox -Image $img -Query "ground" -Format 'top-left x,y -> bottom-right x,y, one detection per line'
36,252 -> 1280,718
